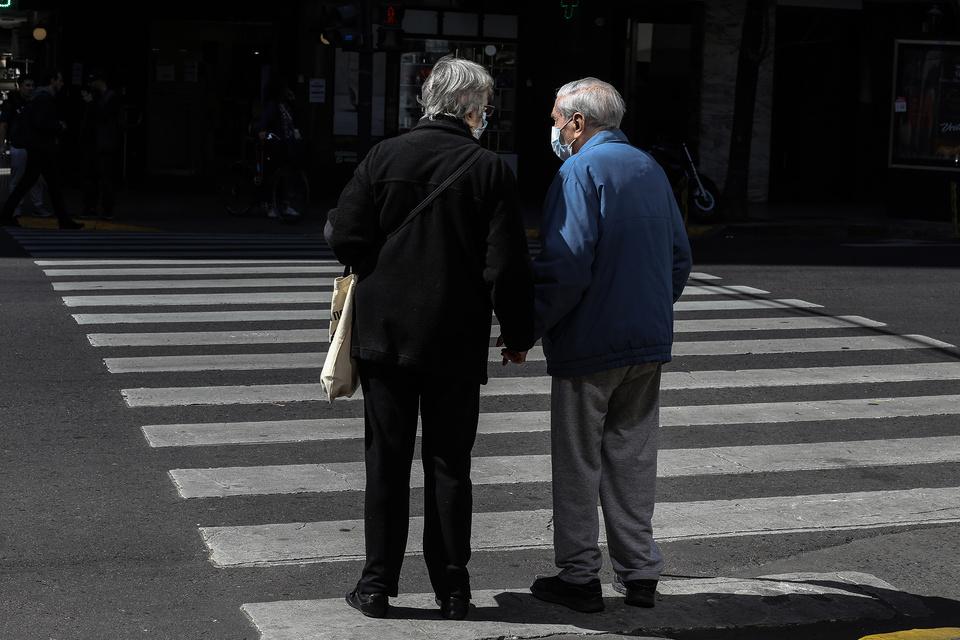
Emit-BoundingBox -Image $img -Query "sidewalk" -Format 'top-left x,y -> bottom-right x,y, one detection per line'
9,189 -> 958,240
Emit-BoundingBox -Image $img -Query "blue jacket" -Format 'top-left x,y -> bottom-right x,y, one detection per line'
534,128 -> 692,377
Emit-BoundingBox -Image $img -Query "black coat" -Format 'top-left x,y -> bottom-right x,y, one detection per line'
326,117 -> 535,383
25,87 -> 64,155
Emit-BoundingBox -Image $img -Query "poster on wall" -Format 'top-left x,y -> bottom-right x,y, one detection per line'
333,50 -> 386,136
890,39 -> 960,169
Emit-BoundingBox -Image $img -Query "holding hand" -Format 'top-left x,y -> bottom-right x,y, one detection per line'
496,335 -> 528,366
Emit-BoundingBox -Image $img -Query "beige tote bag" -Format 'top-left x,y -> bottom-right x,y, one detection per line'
320,272 -> 359,402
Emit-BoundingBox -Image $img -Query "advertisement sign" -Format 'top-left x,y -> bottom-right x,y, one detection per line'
890,39 -> 960,169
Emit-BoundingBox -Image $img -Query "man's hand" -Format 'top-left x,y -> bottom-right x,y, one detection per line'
496,335 -> 528,366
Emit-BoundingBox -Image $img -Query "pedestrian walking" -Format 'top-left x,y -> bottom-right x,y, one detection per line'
0,68 -> 82,229
325,54 -> 534,621
0,76 -> 52,219
505,77 -> 692,613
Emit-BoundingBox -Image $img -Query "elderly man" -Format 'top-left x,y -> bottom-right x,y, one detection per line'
519,77 -> 692,613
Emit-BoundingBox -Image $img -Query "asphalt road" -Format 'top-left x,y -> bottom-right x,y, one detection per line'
1,225 -> 959,640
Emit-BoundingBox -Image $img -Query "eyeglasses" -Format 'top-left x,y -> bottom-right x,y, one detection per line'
482,104 -> 496,117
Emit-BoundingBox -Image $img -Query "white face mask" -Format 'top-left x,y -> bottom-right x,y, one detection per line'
551,118 -> 573,160
472,112 -> 488,140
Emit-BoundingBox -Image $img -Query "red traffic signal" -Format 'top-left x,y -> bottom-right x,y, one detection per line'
379,3 -> 404,26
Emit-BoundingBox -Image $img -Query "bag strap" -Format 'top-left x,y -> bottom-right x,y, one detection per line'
386,146 -> 485,241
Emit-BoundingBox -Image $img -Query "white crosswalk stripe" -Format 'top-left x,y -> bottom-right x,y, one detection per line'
19,233 -> 960,638
200,486 -> 960,567
168,435 -> 960,499
6,229 -> 336,259
101,335 -> 950,373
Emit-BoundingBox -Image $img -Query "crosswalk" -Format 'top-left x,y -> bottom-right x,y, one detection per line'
12,229 -> 960,638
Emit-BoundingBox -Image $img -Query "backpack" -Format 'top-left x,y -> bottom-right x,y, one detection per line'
8,99 -> 34,148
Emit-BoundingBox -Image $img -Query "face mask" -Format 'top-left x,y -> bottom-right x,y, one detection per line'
551,118 -> 573,160
472,112 -> 488,140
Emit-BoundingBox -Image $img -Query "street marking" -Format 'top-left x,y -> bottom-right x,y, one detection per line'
142,412 -> 551,447
57,281 -> 762,293
673,334 -> 954,354
168,435 -> 960,498
676,299 -> 822,311
61,292 -> 331,306
44,265 -> 346,276
69,301 -> 824,324
73,310 -> 326,324
120,362 -> 960,406
681,285 -> 769,296
199,487 -> 960,567
37,259 -> 336,265
89,329 -> 324,347
661,394 -> 960,426
53,278 -> 325,291
105,352 -> 324,373
32,250 -> 334,259
140,394 -> 960,447
104,335 -> 951,372
243,573 -> 917,640
664,362 -> 960,389
84,315 -> 887,347
674,315 -> 886,332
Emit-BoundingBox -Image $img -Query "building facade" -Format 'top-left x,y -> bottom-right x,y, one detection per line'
1,1 -> 957,219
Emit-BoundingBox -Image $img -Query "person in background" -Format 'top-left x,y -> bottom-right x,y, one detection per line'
0,75 -> 52,219
79,68 -> 123,220
0,68 -> 82,229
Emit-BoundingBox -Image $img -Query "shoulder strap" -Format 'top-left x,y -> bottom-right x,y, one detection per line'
386,146 -> 485,241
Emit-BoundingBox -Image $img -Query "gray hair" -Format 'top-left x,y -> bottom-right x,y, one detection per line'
555,77 -> 626,130
418,54 -> 493,120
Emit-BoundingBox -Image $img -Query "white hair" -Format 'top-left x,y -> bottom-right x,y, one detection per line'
418,54 -> 493,120
555,77 -> 626,130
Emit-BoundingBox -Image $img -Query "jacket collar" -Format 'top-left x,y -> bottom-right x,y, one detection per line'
578,128 -> 629,154
412,115 -> 475,140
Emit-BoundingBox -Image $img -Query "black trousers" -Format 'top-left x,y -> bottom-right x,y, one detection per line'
81,148 -> 117,214
0,149 -> 70,223
355,358 -> 480,600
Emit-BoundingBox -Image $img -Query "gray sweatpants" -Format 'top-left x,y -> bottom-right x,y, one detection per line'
550,362 -> 664,584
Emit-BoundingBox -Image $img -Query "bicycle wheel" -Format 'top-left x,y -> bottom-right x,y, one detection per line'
272,167 -> 310,224
688,175 -> 723,223
221,161 -> 256,216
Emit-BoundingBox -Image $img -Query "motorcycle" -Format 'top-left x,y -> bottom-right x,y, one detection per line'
647,142 -> 722,224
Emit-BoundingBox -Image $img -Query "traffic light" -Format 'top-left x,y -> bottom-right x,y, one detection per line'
320,2 -> 363,50
377,3 -> 404,51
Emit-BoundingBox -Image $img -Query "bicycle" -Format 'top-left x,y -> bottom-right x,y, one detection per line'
220,133 -> 310,224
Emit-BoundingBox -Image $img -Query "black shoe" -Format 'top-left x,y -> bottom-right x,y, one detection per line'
1,217 -> 21,227
77,209 -> 97,219
613,574 -> 657,608
58,218 -> 84,230
345,587 -> 388,618
101,210 -> 114,220
435,596 -> 470,620
530,574 -> 604,613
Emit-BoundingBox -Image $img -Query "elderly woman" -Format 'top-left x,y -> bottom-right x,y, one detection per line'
325,55 -> 534,621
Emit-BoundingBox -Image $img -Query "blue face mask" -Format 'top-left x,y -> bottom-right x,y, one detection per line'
472,112 -> 488,140
551,118 -> 573,160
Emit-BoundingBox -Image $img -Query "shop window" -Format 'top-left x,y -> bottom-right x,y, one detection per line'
891,39 -> 960,170
399,39 -> 517,155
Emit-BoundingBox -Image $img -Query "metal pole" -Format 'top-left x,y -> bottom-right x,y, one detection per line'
356,0 -> 373,162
